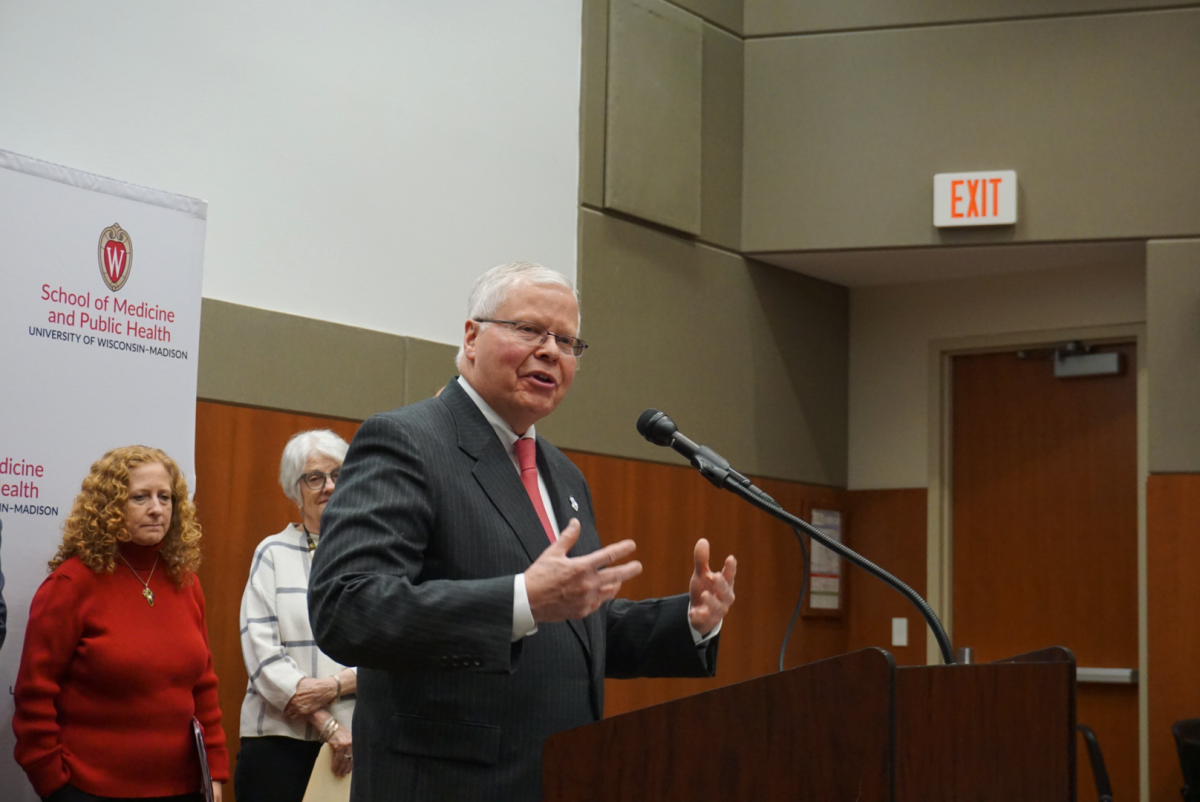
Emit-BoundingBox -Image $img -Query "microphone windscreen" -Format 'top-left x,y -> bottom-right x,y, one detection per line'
636,408 -> 677,446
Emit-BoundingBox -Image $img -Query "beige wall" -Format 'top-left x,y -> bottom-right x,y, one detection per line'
849,262 -> 1146,489
592,0 -> 745,251
1147,241 -> 1200,474
669,0 -> 743,34
742,7 -> 1200,252
605,0 -> 704,235
571,0 -> 849,484
735,2 -> 1200,491
197,299 -> 457,420
744,0 -> 1196,35
545,209 -> 848,485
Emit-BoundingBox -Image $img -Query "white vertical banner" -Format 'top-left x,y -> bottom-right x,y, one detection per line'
0,149 -> 206,799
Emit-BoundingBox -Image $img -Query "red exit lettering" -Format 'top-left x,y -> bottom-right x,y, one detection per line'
951,177 -> 1003,219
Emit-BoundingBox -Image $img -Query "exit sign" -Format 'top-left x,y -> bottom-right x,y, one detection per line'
934,170 -> 1017,227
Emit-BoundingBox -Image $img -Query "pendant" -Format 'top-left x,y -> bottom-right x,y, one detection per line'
143,587 -> 155,607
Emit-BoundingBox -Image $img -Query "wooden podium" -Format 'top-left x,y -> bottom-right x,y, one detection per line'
542,647 -> 1075,801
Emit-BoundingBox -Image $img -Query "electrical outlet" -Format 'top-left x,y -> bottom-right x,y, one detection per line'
891,617 -> 908,648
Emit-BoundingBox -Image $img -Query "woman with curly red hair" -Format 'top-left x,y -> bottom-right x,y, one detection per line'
12,445 -> 228,802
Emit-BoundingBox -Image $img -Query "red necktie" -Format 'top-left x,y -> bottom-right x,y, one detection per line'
514,437 -> 556,543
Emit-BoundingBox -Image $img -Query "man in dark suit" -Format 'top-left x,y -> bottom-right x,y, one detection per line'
309,262 -> 737,801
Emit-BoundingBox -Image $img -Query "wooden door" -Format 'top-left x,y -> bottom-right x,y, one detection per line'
951,343 -> 1139,800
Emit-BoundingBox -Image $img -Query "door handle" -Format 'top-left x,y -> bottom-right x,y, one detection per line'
1076,667 -> 1137,684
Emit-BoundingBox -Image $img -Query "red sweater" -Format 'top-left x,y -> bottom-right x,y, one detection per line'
13,543 -> 230,797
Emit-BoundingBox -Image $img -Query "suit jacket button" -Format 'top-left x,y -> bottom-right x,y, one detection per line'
473,658 -> 483,667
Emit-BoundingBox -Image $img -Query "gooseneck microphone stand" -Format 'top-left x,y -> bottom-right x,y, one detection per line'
637,409 -> 956,666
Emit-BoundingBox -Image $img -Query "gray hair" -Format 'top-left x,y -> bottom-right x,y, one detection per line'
279,429 -> 350,506
455,261 -> 580,370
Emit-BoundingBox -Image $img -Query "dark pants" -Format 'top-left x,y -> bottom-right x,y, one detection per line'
234,736 -> 323,802
44,787 -> 202,802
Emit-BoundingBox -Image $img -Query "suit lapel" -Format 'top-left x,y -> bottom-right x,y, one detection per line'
539,447 -> 586,553
441,380 -> 593,656
538,444 -> 593,656
441,381 -> 554,566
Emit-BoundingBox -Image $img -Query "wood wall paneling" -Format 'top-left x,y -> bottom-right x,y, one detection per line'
573,451 -> 924,716
570,450 -> 855,716
843,488 -> 928,665
1148,474 -> 1200,802
194,400 -> 361,800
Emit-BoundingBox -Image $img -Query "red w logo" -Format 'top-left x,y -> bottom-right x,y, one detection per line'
104,241 -> 127,284
98,224 -> 132,291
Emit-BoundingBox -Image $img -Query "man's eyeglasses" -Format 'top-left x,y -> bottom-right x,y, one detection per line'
474,319 -> 588,357
299,470 -> 340,491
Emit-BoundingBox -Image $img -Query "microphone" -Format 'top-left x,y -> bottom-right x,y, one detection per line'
636,409 -> 773,503
635,407 -> 956,665
636,408 -> 696,454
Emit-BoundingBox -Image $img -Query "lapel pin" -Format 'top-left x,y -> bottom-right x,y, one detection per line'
569,495 -> 579,511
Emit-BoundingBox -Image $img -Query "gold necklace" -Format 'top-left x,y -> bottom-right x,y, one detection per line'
117,552 -> 159,607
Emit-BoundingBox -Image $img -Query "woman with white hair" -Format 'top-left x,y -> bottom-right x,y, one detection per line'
234,430 -> 356,802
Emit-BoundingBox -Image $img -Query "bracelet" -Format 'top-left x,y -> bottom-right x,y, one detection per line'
320,718 -> 340,743
334,674 -> 342,704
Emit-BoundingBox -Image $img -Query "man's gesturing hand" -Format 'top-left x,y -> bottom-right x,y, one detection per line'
525,518 -> 642,623
688,538 -> 737,636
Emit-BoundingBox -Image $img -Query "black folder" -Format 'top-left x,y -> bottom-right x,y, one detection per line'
192,717 -> 215,802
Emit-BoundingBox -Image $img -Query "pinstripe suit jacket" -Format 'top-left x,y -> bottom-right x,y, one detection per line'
309,380 -> 717,801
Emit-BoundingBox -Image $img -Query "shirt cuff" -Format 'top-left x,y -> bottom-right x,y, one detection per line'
688,610 -> 722,646
512,574 -> 538,642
